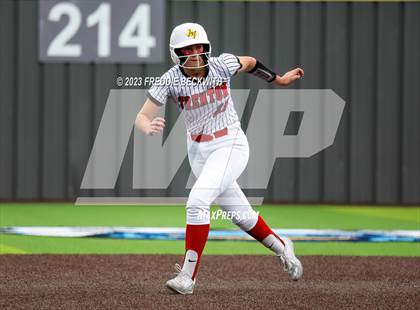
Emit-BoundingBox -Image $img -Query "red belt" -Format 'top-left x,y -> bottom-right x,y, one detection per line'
191,127 -> 228,142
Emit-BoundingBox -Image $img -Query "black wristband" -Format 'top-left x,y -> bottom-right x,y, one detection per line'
248,60 -> 277,82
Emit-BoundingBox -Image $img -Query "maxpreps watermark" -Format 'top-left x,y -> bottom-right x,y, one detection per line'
116,76 -> 228,87
197,210 -> 260,221
76,89 -> 345,205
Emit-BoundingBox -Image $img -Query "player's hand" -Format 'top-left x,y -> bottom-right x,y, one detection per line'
275,68 -> 304,86
147,117 -> 165,135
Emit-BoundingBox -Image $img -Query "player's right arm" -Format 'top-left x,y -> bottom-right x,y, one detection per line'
135,99 -> 166,136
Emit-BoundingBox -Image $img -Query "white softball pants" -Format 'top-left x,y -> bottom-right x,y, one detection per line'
186,122 -> 259,231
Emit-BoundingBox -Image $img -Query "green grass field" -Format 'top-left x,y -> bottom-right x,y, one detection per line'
1,203 -> 419,256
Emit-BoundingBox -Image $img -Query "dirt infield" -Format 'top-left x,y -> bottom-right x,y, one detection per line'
1,255 -> 419,309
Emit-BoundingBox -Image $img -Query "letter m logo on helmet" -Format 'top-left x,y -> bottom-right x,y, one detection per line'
169,23 -> 212,67
186,29 -> 197,39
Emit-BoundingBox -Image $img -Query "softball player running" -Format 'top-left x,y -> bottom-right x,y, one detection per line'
136,23 -> 304,295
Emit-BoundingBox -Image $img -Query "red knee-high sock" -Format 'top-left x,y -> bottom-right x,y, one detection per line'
182,224 -> 210,280
247,215 -> 285,254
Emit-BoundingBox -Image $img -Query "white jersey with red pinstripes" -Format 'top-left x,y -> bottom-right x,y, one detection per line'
147,53 -> 242,135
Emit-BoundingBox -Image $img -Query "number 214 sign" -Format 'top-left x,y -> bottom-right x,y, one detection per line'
39,0 -> 165,63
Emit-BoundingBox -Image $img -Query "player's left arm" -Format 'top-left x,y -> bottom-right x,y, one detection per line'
237,56 -> 304,86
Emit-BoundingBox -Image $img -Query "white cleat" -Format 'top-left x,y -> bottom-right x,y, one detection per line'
166,264 -> 195,295
278,237 -> 303,281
